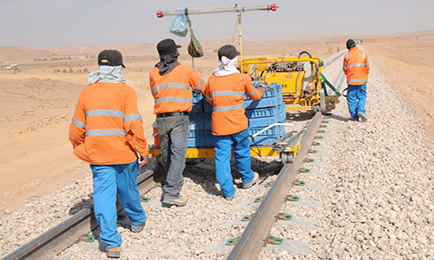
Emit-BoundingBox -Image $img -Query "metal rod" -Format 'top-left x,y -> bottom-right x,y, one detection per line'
156,4 -> 278,18
250,123 -> 294,139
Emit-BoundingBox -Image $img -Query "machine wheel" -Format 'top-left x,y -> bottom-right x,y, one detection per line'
281,152 -> 294,164
319,88 -> 327,115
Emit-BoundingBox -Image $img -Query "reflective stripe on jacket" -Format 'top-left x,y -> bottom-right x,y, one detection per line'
150,64 -> 206,114
206,73 -> 263,136
343,46 -> 370,85
69,82 -> 148,165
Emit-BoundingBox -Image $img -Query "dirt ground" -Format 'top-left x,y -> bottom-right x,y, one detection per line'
0,34 -> 432,220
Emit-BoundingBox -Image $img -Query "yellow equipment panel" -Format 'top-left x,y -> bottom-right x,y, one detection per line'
262,71 -> 306,96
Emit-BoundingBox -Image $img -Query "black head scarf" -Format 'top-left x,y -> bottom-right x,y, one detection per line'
155,50 -> 180,75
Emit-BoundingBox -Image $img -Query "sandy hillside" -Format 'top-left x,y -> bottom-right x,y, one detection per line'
1,33 -> 433,220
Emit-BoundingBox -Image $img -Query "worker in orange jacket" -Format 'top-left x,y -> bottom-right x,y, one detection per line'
69,50 -> 148,258
150,38 -> 207,206
343,39 -> 370,122
205,45 -> 265,200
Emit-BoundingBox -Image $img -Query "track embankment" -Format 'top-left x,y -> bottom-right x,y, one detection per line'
1,53 -> 434,259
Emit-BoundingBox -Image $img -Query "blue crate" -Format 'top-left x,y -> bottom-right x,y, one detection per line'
191,93 -> 203,112
189,113 -> 204,130
249,123 -> 286,145
204,99 -> 213,113
244,97 -> 278,109
205,131 -> 215,147
203,113 -> 212,130
189,129 -> 207,138
248,113 -> 283,127
245,106 -> 279,119
277,109 -> 286,122
188,130 -> 207,147
249,124 -> 285,136
188,137 -> 206,147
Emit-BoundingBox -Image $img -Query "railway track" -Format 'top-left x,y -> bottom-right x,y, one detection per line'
2,51 -> 345,260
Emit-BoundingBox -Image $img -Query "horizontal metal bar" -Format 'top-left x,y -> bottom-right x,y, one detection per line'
157,4 -> 278,17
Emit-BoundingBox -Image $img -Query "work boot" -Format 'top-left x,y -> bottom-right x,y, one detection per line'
163,196 -> 187,206
107,246 -> 121,258
357,112 -> 367,122
225,194 -> 235,201
131,220 -> 146,233
243,172 -> 259,189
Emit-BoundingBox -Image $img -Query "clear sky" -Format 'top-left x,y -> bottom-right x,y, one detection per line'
0,0 -> 433,47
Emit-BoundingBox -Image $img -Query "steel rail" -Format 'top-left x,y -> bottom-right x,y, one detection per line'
324,50 -> 346,68
227,54 -> 343,259
2,165 -> 165,260
4,50 -> 343,260
227,112 -> 324,260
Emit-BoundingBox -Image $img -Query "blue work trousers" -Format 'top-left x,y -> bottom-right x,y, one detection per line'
346,83 -> 367,121
156,115 -> 189,200
91,160 -> 146,249
214,128 -> 254,197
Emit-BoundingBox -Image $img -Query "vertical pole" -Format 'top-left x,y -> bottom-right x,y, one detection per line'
187,13 -> 195,69
238,11 -> 243,73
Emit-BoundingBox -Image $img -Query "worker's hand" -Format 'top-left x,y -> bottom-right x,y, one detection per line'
139,155 -> 150,168
257,85 -> 266,95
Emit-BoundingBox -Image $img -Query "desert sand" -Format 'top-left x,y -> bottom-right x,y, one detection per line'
0,33 -> 433,221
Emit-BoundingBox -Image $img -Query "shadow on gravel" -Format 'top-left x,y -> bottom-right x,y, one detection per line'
327,113 -> 352,122
183,157 -> 283,196
286,111 -> 315,121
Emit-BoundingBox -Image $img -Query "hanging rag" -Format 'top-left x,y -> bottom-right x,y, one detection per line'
213,56 -> 239,77
188,29 -> 204,58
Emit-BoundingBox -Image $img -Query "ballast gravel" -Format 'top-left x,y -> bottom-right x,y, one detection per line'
1,53 -> 434,260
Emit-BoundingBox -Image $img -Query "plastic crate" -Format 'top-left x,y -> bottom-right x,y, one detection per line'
203,113 -> 212,130
204,99 -> 213,113
189,129 -> 207,138
244,97 -> 278,109
189,113 -> 204,130
191,93 -> 203,112
250,123 -> 286,145
188,137 -> 206,147
249,124 -> 285,137
205,131 -> 215,147
247,113 -> 283,127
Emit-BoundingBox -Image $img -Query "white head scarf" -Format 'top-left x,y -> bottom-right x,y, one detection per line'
87,65 -> 126,84
213,56 -> 239,77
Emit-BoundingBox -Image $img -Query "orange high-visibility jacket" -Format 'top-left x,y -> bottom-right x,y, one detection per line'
343,46 -> 370,85
69,82 -> 148,165
206,73 -> 263,136
150,65 -> 206,114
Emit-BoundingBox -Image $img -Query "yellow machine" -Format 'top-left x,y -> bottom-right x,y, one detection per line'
240,51 -> 340,114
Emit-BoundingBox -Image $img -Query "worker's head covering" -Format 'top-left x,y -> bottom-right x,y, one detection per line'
98,50 -> 125,68
214,45 -> 240,77
155,39 -> 181,75
157,38 -> 182,56
217,45 -> 240,61
346,39 -> 356,50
